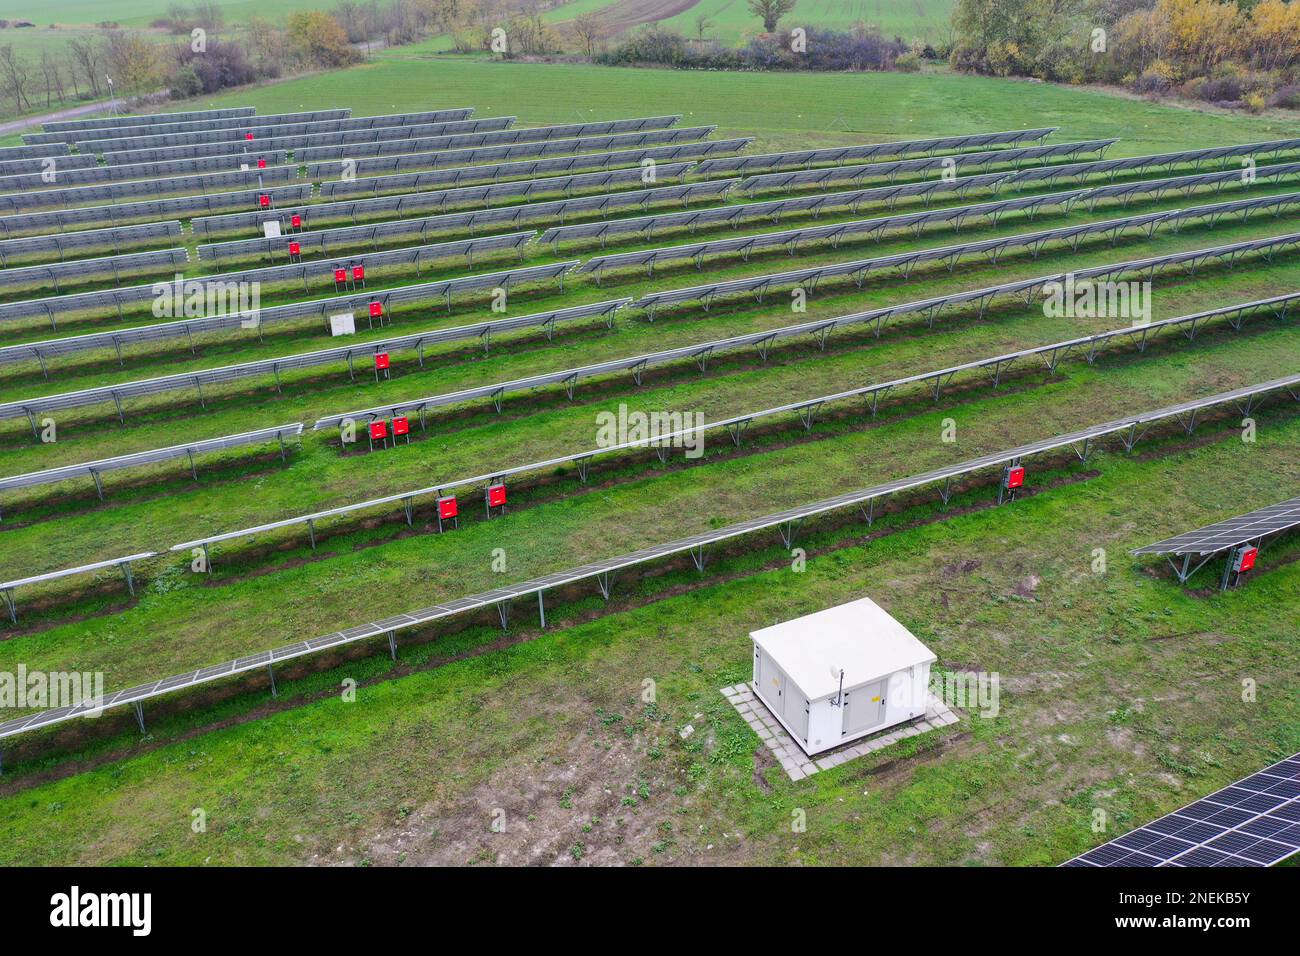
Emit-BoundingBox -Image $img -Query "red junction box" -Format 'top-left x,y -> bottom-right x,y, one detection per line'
392,415 -> 409,436
333,268 -> 347,283
288,241 -> 301,256
374,352 -> 390,370
257,158 -> 267,169
488,483 -> 507,508
245,132 -> 255,140
291,214 -> 303,229
258,194 -> 270,208
369,302 -> 383,319
1235,546 -> 1259,573
1004,465 -> 1025,490
352,265 -> 365,281
368,420 -> 388,441
438,496 -> 458,520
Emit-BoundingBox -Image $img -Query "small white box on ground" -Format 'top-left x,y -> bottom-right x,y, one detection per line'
750,596 -> 936,756
262,220 -> 281,239
329,312 -> 356,336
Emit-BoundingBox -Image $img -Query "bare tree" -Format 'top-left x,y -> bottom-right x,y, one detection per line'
0,44 -> 32,113
571,12 -> 602,57
38,50 -> 64,108
694,14 -> 712,40
68,37 -> 103,98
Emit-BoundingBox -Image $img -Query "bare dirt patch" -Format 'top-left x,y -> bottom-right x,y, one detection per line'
583,0 -> 702,34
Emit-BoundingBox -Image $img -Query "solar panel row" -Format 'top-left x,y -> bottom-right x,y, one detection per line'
24,109 -> 353,145
0,221 -> 184,268
4,375 -> 1296,744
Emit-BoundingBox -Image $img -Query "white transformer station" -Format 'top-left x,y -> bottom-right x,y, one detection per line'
750,597 -> 937,757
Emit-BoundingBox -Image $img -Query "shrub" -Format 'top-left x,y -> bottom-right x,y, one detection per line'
895,51 -> 921,72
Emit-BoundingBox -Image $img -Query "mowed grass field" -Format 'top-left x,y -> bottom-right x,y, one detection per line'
0,58 -> 1296,865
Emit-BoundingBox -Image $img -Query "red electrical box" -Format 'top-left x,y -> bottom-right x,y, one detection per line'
258,194 -> 271,208
438,496 -> 458,520
288,241 -> 301,257
333,268 -> 347,284
374,352 -> 390,370
1004,465 -> 1025,490
369,302 -> 383,319
257,158 -> 267,169
368,420 -> 388,441
392,415 -> 409,436
291,214 -> 302,229
352,265 -> 365,282
245,132 -> 255,141
1234,546 -> 1258,573
488,483 -> 507,508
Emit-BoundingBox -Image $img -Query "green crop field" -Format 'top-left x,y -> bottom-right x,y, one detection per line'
0,53 -> 1296,868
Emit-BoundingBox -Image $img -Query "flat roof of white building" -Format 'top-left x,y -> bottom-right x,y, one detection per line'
750,596 -> 936,699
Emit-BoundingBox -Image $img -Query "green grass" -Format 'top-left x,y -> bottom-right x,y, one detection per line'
0,56 -> 1296,866
654,0 -> 958,45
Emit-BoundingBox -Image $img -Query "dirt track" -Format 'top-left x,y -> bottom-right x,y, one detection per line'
585,0 -> 702,33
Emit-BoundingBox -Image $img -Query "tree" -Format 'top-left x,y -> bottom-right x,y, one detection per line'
102,29 -> 164,94
694,14 -> 713,40
571,12 -> 602,56
747,0 -> 796,33
0,44 -> 31,112
67,36 -> 103,97
287,11 -> 360,67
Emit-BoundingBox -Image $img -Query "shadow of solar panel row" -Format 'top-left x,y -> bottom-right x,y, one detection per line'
1066,755 -> 1300,866
0,221 -> 183,267
579,207 -> 1178,281
190,176 -> 734,241
26,108 -> 421,145
40,106 -> 256,134
1133,495 -> 1300,556
0,423 -> 304,515
629,229 -> 1300,317
0,246 -> 189,291
75,110 -> 477,155
0,184 -> 312,241
0,153 -> 97,179
318,138 -> 745,200
176,291 -> 1292,565
7,375 -> 1298,744
25,108 -> 353,146
689,127 -> 1060,176
0,164 -> 300,213
291,115 -> 684,164
739,140 -> 1118,194
0,232 -> 536,345
0,263 -> 579,424
0,551 -> 161,627
0,151 -> 295,193
305,126 -> 723,181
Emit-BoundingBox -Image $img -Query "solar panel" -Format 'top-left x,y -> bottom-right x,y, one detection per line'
190,177 -> 735,241
628,229 -> 1300,318
0,232 -> 534,330
317,138 -> 744,200
738,140 -> 1118,194
1134,496 -> 1300,555
0,184 -> 312,242
170,292 -> 1290,562
25,109 -> 420,144
0,247 -> 189,292
0,551 -> 159,625
688,127 -> 1060,176
292,115 -> 683,163
0,164 -> 299,212
0,221 -> 183,267
0,423 -> 304,518
0,270 -> 584,429
4,375 -> 1296,744
312,287 -> 1297,433
74,110 -> 476,155
0,152 -> 294,192
39,107 -> 256,133
1066,754 -> 1300,866
0,153 -> 97,179
0,142 -> 71,160
306,127 -> 730,182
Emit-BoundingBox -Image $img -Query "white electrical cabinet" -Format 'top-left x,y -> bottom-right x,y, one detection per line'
750,597 -> 936,756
